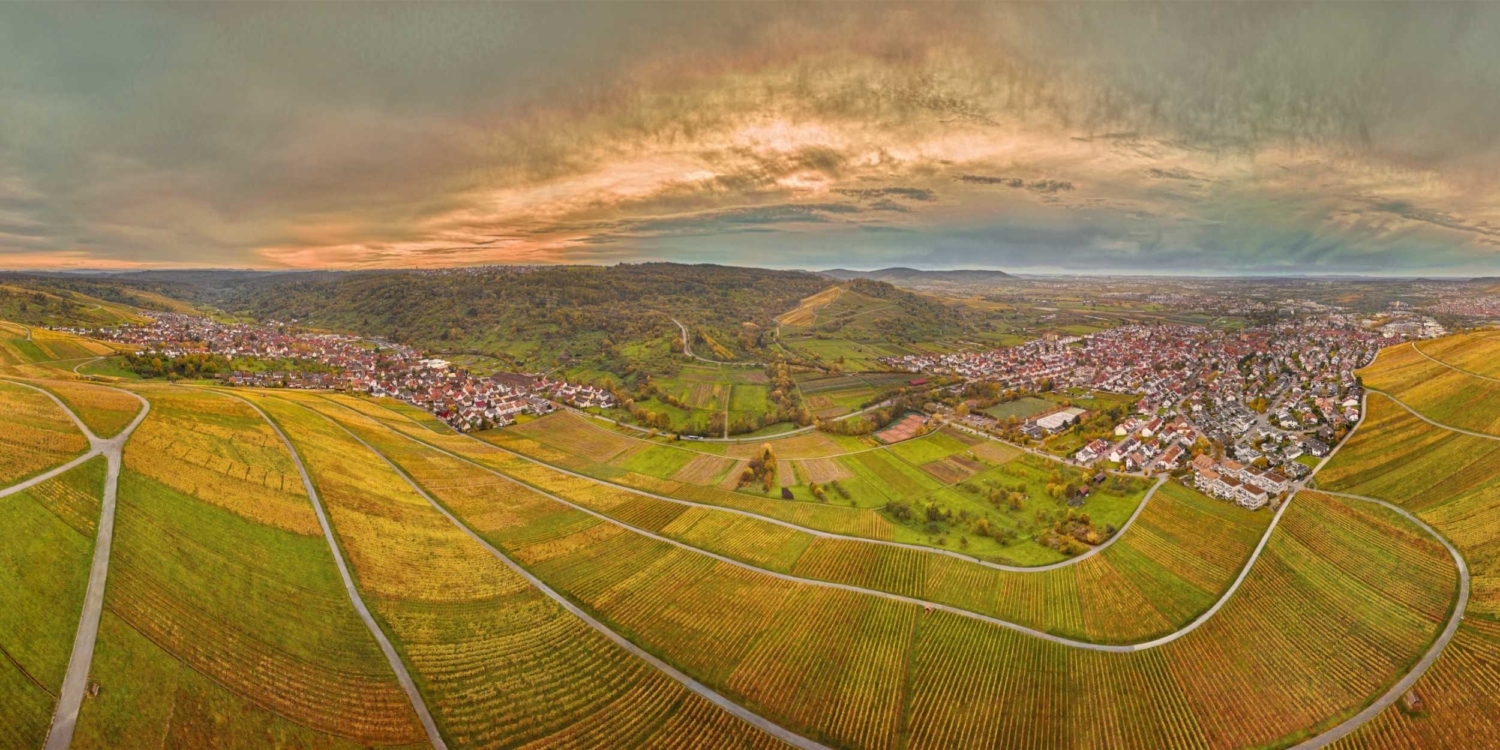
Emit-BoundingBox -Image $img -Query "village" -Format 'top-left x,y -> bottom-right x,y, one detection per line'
62,308 -> 1426,512
894,317 -> 1418,508
62,313 -> 613,431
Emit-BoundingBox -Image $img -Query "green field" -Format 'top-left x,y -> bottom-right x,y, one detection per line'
5,323 -> 1495,749
983,396 -> 1055,420
0,457 -> 106,746
289,397 -> 1457,749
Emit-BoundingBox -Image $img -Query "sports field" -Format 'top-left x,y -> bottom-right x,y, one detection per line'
983,396 -> 1055,421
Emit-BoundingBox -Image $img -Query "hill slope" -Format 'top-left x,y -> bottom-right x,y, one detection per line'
821,267 -> 1013,283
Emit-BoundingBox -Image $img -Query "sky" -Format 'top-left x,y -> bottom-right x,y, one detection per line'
2,2 -> 1499,276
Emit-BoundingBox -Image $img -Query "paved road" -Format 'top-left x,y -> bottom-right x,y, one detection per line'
327,397 -> 1303,653
559,397 -> 887,444
1369,388 -> 1500,442
0,453 -> 99,500
213,391 -> 448,750
1289,489 -> 1470,749
1410,339 -> 1500,383
669,317 -> 760,367
9,380 -> 152,750
349,385 -> 1475,750
0,379 -> 114,501
302,402 -> 828,750
335,396 -> 1166,575
1287,390 -> 1472,747
71,357 -> 103,375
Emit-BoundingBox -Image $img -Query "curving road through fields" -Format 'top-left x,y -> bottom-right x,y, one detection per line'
1410,339 -> 1500,383
295,399 -> 830,750
403,399 -> 1160,574
669,317 -> 761,367
0,340 -> 1474,749
1289,489 -> 1470,749
325,395 -> 1311,653
212,391 -> 449,750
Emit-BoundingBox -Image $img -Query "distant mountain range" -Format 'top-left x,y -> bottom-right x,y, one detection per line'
818,267 -> 1013,283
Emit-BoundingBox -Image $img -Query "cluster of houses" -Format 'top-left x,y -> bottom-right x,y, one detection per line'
894,319 -> 1393,469
1073,415 -> 1196,472
1191,454 -> 1291,510
72,312 -> 613,432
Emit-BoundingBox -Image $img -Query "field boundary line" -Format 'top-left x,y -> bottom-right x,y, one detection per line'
212,391 -> 449,750
298,400 -> 830,750
71,357 -> 103,375
1288,490 -> 1469,749
319,395 -> 1295,653
346,395 -> 1163,574
1410,340 -> 1500,383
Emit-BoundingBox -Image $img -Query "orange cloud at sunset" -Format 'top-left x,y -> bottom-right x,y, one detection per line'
3,3 -> 1499,274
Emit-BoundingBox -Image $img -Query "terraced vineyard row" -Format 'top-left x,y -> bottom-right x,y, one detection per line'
313,393 -> 1265,644
1320,339 -> 1500,749
252,393 -> 790,750
120,386 -> 321,535
0,458 -> 106,749
73,388 -> 427,747
31,380 -> 143,439
1414,331 -> 1500,379
1358,342 -> 1500,437
309,393 -> 1457,749
0,380 -> 90,484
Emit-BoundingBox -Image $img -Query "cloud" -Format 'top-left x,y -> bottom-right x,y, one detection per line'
1,3 -> 1498,273
833,187 -> 936,202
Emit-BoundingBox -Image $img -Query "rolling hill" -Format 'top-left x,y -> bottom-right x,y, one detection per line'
1,331 -> 1489,748
820,267 -> 1014,283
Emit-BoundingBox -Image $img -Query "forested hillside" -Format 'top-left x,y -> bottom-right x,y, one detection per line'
6,265 -> 836,380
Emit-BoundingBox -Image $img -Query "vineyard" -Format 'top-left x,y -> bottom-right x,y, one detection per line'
0,324 -> 118,373
72,389 -> 427,747
322,409 -> 1265,644
314,403 -> 1456,750
0,380 -> 90,484
0,457 -> 105,749
1321,337 -> 1500,749
257,392 -> 787,749
8,328 -> 1500,749
33,380 -> 143,438
473,406 -> 1154,565
121,386 -> 322,535
1358,343 -> 1500,437
1414,331 -> 1500,379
